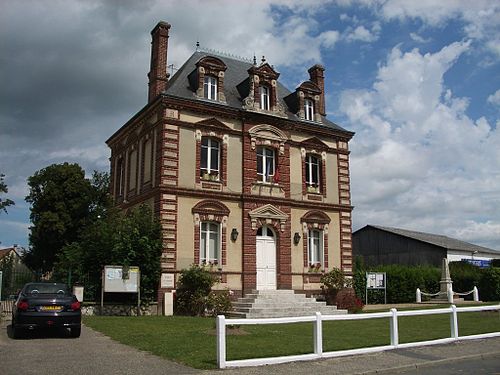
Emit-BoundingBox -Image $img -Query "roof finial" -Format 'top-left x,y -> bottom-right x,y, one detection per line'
253,53 -> 257,65
261,55 -> 266,63
196,40 -> 200,51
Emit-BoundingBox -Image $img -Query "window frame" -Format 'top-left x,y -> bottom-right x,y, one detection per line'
200,137 -> 220,180
308,229 -> 324,266
304,99 -> 314,121
203,75 -> 218,100
260,85 -> 270,110
256,146 -> 275,183
200,221 -> 221,264
305,154 -> 321,190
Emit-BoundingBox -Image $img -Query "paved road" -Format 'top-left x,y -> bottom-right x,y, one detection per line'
0,321 -> 197,375
1,317 -> 499,375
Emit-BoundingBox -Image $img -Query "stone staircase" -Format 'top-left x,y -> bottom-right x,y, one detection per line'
230,289 -> 348,318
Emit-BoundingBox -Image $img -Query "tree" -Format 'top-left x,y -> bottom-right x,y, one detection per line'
24,163 -> 109,273
0,173 -> 15,214
55,204 -> 163,303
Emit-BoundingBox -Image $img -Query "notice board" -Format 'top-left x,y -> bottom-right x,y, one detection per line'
103,266 -> 140,293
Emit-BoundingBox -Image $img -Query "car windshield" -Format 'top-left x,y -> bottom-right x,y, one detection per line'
23,283 -> 69,295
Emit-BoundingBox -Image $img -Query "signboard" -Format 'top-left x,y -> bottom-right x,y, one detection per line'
366,272 -> 386,289
365,272 -> 387,304
103,266 -> 140,293
161,273 -> 175,289
462,259 -> 491,268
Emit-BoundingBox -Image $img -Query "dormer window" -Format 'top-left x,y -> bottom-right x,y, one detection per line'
304,99 -> 314,121
260,85 -> 270,110
204,76 -> 217,100
190,56 -> 227,103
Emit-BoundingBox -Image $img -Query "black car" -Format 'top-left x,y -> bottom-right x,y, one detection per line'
12,282 -> 81,338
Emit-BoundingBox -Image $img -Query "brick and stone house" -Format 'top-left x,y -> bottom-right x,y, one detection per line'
106,21 -> 354,306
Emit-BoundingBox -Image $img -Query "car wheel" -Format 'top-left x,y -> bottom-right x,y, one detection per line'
12,325 -> 23,339
70,326 -> 81,338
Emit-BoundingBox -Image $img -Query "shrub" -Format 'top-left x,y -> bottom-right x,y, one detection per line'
479,267 -> 500,301
335,288 -> 364,313
320,268 -> 349,304
449,261 -> 481,297
175,265 -> 232,316
353,264 -> 440,304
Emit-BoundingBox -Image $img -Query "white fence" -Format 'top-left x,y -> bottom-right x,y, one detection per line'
216,304 -> 500,369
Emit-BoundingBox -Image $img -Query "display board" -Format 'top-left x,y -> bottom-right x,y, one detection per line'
365,272 -> 387,304
103,266 -> 140,293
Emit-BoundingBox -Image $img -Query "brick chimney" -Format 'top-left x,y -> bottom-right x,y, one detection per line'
148,21 -> 171,103
308,64 -> 325,116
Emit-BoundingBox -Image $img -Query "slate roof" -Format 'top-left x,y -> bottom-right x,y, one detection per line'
164,51 -> 350,134
366,225 -> 500,254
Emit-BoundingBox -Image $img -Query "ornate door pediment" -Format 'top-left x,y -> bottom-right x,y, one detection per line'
248,204 -> 288,231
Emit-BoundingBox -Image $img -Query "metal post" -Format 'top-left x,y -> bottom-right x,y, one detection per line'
100,269 -> 104,315
390,308 -> 399,347
314,312 -> 323,357
216,315 -> 226,369
416,288 -> 421,303
450,305 -> 458,339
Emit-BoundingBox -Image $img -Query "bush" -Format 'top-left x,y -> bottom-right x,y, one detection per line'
320,268 -> 349,304
479,267 -> 500,301
335,288 -> 364,313
449,261 -> 481,297
353,264 -> 440,304
175,265 -> 232,316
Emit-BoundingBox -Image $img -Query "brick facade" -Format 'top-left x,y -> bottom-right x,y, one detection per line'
106,22 -> 354,310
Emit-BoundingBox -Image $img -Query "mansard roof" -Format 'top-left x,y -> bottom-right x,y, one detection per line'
164,51 -> 350,134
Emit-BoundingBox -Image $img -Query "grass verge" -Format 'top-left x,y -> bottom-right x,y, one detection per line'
84,308 -> 500,370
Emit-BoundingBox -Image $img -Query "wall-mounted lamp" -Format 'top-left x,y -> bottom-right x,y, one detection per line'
231,228 -> 239,242
293,232 -> 301,245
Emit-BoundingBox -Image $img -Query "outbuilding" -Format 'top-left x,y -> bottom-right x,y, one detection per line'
353,225 -> 500,267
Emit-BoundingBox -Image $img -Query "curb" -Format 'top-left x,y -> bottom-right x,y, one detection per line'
356,351 -> 500,375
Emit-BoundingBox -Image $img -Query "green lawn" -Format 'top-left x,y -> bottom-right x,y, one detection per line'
84,309 -> 500,369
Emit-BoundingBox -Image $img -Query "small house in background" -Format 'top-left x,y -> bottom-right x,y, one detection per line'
353,225 -> 500,268
0,246 -> 33,299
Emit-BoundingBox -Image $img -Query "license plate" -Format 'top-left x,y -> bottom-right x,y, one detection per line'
40,305 -> 62,311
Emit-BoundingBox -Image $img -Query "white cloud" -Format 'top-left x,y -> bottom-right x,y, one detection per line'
341,40 -> 500,249
487,90 -> 500,106
344,25 -> 379,42
409,32 -> 430,43
319,30 -> 341,48
379,0 -> 500,59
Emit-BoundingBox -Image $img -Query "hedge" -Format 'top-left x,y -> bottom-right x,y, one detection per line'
353,258 -> 500,303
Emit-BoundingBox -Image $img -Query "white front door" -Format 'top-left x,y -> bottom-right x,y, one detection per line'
256,226 -> 277,290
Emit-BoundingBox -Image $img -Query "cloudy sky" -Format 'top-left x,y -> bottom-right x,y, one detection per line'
1,0 -> 499,251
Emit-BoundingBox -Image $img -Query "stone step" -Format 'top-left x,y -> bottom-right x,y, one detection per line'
231,289 -> 348,318
232,301 -> 328,309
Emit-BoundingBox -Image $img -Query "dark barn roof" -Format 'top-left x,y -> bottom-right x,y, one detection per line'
360,225 -> 499,254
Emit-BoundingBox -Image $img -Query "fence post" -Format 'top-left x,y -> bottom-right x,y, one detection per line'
216,315 -> 226,369
450,305 -> 458,339
314,312 -> 323,357
416,288 -> 421,303
473,286 -> 479,302
447,286 -> 454,303
390,308 -> 399,347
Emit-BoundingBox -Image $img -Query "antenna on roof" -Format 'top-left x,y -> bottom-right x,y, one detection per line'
167,63 -> 177,76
